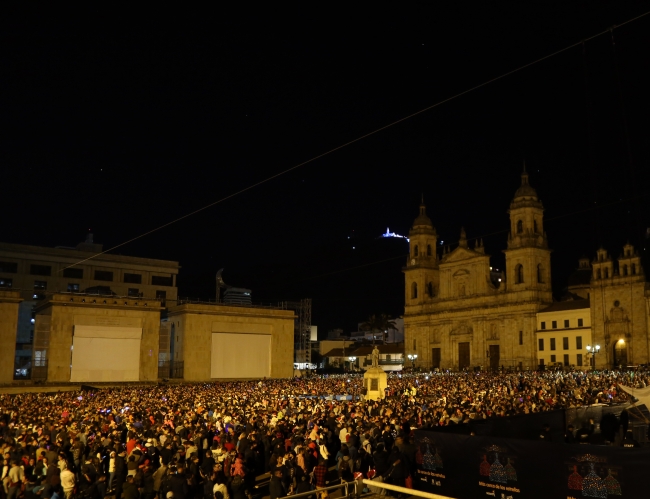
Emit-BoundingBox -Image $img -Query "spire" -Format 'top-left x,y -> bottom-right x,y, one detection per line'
521,161 -> 529,186
412,197 -> 433,228
459,227 -> 468,248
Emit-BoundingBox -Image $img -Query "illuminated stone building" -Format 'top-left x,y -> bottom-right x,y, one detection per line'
404,170 -> 650,370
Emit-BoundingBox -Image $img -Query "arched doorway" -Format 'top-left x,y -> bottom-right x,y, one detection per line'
613,339 -> 627,368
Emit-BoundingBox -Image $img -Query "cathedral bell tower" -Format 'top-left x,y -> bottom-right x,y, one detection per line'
504,167 -> 552,294
403,199 -> 439,306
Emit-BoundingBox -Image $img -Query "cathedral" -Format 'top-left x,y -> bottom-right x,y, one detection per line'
403,170 -> 649,370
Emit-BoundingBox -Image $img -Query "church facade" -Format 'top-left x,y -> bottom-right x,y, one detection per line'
403,171 -> 650,370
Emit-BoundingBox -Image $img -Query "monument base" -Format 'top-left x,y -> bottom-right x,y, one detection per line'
363,366 -> 387,401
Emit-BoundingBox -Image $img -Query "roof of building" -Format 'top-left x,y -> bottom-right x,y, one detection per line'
322,348 -> 350,358
539,299 -> 590,313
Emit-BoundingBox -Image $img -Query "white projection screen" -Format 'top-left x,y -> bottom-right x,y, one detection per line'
211,332 -> 271,378
70,325 -> 142,382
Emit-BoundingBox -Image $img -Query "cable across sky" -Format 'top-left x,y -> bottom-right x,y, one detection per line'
61,9 -> 650,272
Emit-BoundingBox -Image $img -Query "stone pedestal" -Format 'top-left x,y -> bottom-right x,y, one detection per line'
363,367 -> 387,401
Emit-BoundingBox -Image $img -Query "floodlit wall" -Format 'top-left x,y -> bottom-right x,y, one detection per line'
35,294 -> 162,382
167,303 -> 295,380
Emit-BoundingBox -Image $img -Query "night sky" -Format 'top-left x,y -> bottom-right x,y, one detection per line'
3,5 -> 650,335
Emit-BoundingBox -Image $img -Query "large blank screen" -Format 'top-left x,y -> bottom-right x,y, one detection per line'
70,325 -> 142,382
211,332 -> 270,378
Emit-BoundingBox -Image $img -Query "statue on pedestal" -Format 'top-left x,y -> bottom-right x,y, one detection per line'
372,345 -> 380,368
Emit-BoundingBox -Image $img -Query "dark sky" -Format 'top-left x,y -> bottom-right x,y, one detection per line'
2,4 -> 650,335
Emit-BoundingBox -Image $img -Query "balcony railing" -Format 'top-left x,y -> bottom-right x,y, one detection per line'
363,359 -> 404,366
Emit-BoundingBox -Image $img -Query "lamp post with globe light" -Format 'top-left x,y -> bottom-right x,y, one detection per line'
407,354 -> 418,370
348,356 -> 357,372
586,344 -> 600,368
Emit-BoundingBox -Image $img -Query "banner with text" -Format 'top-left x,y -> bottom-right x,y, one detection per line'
414,430 -> 649,499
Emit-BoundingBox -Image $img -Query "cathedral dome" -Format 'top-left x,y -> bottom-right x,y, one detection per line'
513,169 -> 538,199
413,207 -> 432,227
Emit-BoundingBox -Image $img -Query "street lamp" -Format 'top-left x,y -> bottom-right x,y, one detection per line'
407,354 -> 418,369
348,356 -> 356,371
586,344 -> 600,368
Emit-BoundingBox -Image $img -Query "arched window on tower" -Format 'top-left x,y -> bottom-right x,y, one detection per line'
596,269 -> 601,279
413,245 -> 419,257
515,264 -> 524,284
427,282 -> 434,297
604,268 -> 609,279
411,282 -> 418,299
623,264 -> 628,276
534,220 -> 538,233
427,244 -> 432,256
632,263 -> 636,275
516,220 -> 523,234
537,264 -> 543,283
459,284 -> 466,296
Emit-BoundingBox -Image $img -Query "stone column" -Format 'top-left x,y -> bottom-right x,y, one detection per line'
0,290 -> 22,384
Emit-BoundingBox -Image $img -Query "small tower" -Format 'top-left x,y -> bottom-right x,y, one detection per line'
592,247 -> 613,281
617,242 -> 643,279
503,166 -> 552,293
403,199 -> 439,305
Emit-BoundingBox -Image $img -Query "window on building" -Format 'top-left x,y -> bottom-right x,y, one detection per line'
604,268 -> 609,279
156,290 -> 167,303
152,275 -> 173,286
34,351 -> 46,367
515,264 -> 524,284
516,220 -> 523,233
427,282 -> 434,297
632,263 -> 636,274
539,358 -> 544,366
30,264 -> 51,276
564,319 -> 570,328
538,339 -> 544,351
541,321 -> 546,330
596,269 -> 601,279
519,331 -> 523,345
413,339 -> 417,350
552,320 -> 557,329
124,273 -> 142,284
425,244 -> 431,257
564,354 -> 569,366
386,355 -> 391,361
411,282 -> 418,299
576,336 -> 583,349
67,283 -> 79,292
128,288 -> 140,297
563,337 -> 569,350
413,245 -> 419,257
622,264 -> 628,276
577,354 -> 583,366
34,281 -> 47,290
534,220 -> 538,233
94,270 -> 113,281
550,338 -> 556,350
0,277 -> 12,288
63,268 -> 83,278
0,262 -> 18,273
537,264 -> 544,283
578,318 -> 583,327
550,355 -> 556,363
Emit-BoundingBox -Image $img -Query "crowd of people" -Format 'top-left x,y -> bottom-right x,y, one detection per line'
0,369 -> 646,499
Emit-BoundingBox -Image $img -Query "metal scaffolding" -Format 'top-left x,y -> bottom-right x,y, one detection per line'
282,299 -> 312,366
